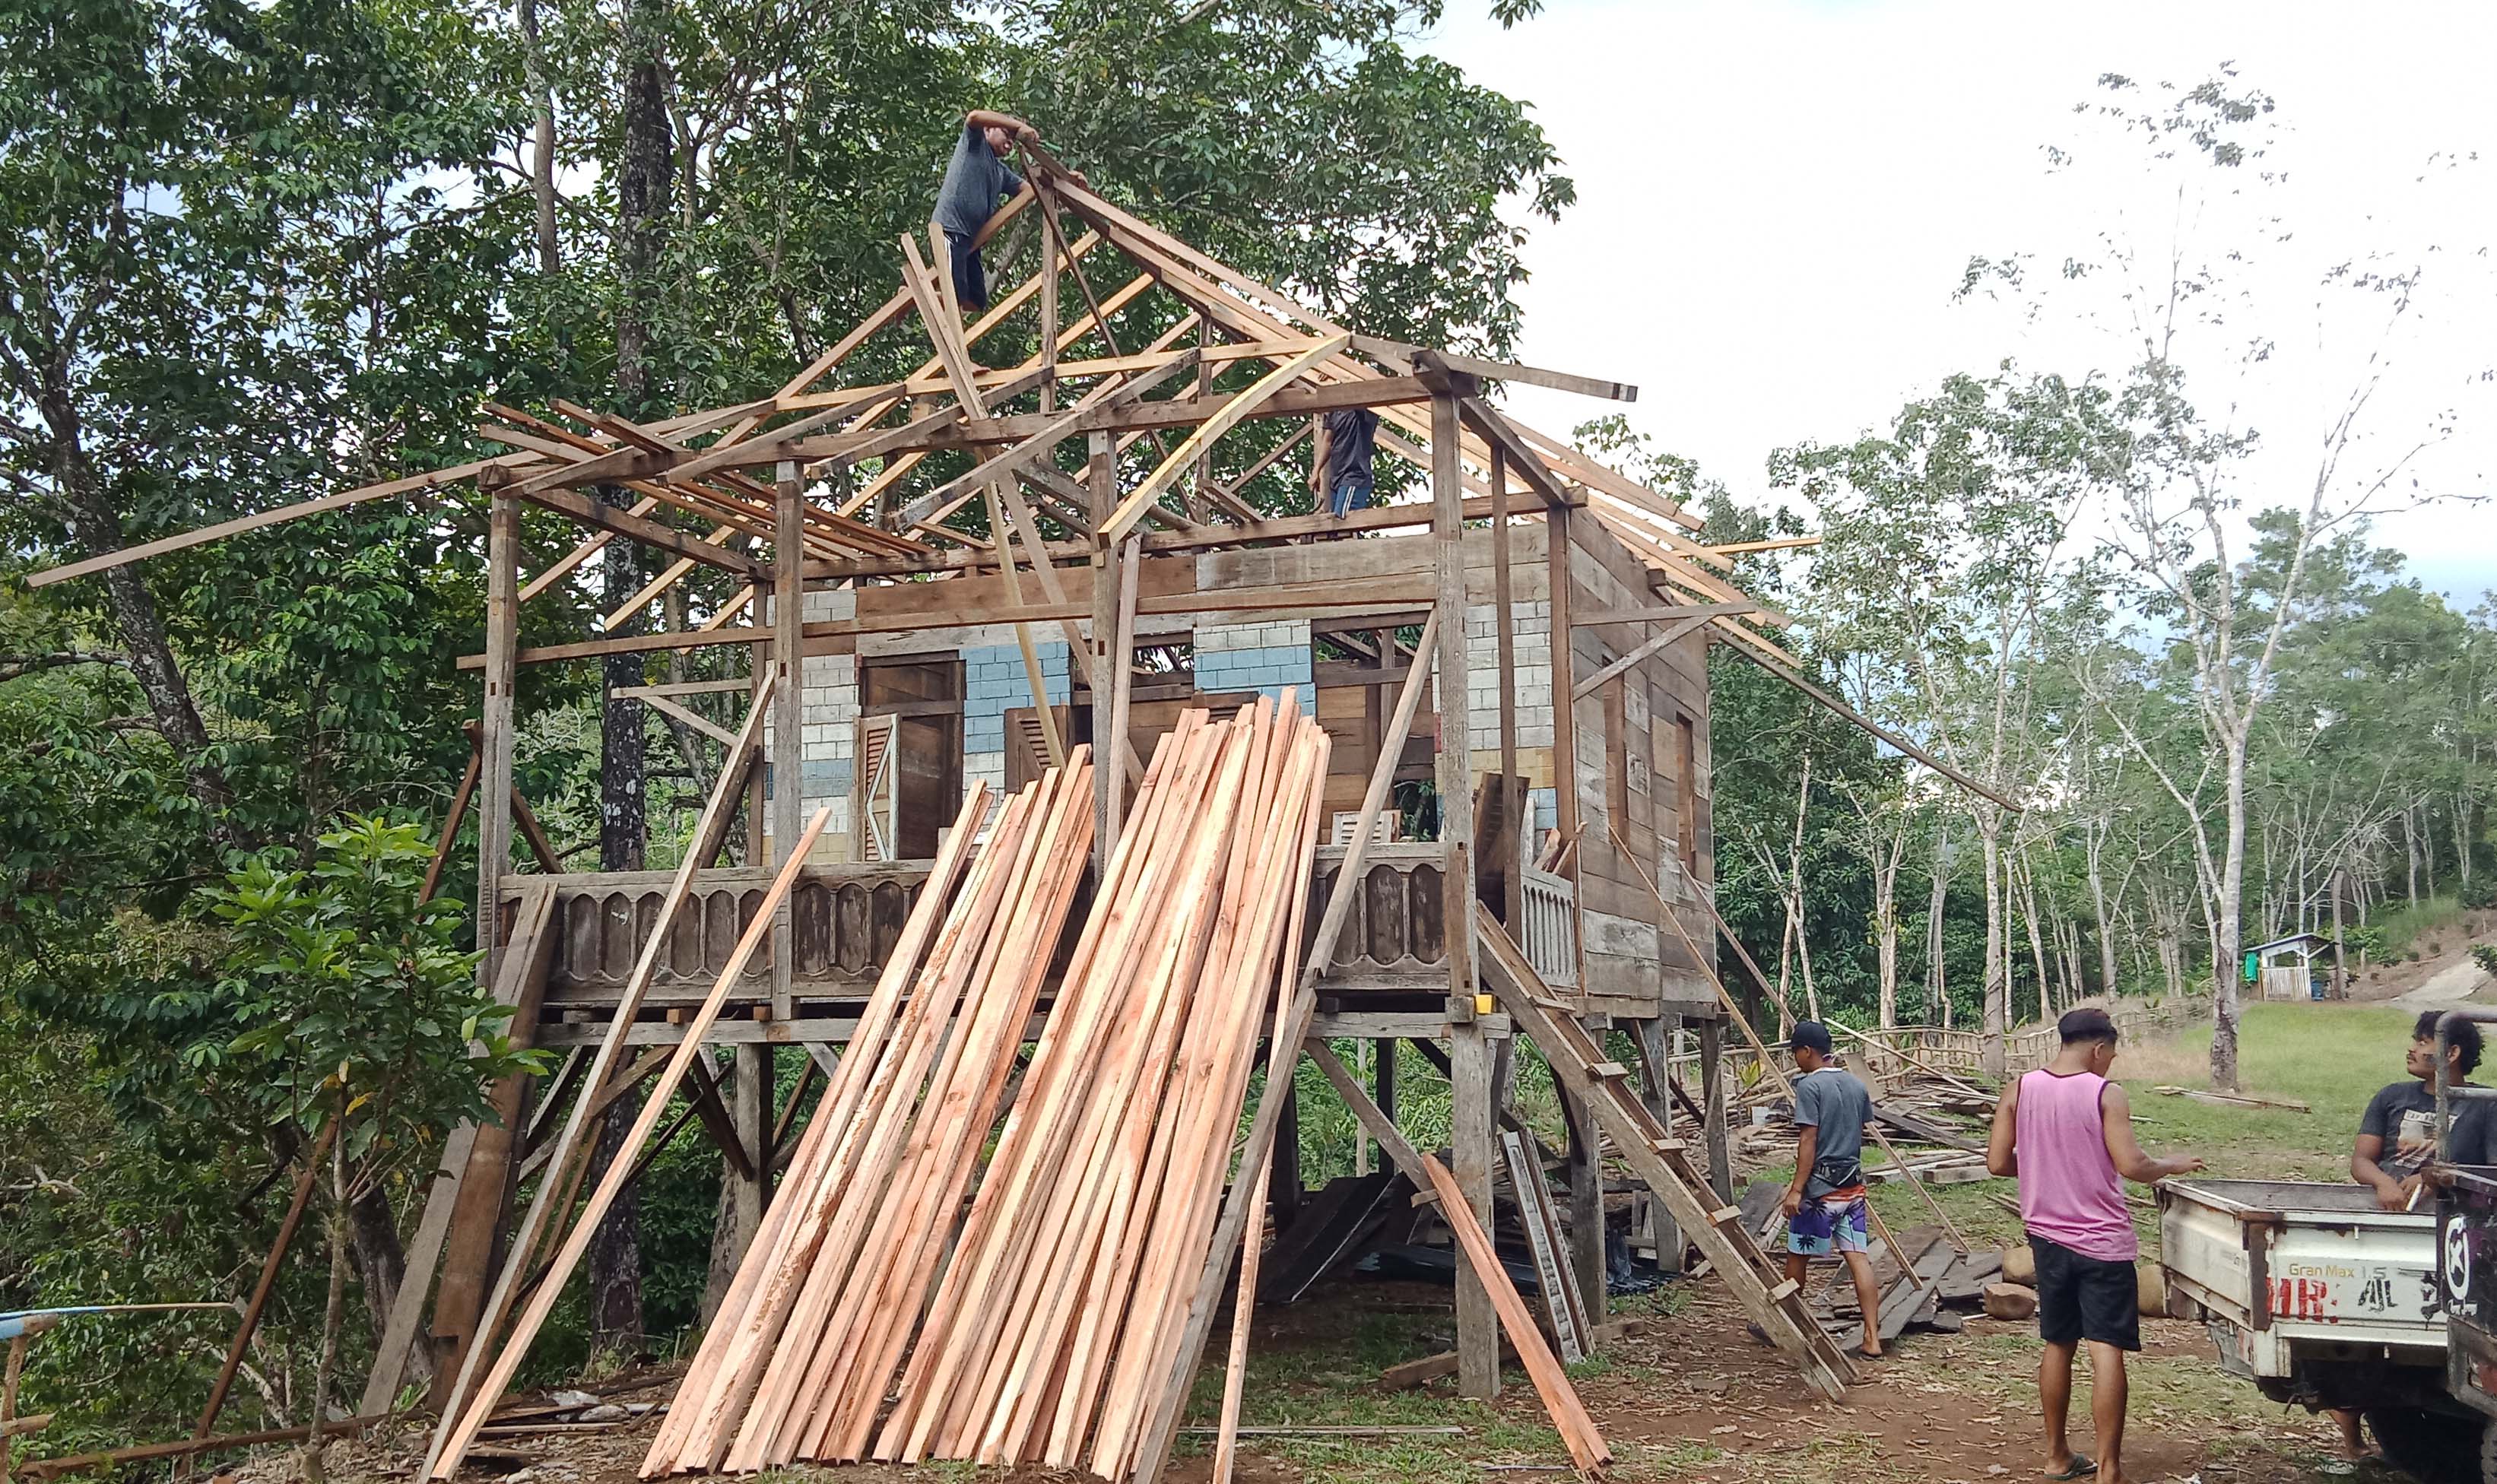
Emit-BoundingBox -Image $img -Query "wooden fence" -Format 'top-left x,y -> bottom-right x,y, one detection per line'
1662,999 -> 2207,1099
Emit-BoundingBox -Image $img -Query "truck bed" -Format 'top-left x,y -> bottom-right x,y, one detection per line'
2159,1178 -> 2441,1379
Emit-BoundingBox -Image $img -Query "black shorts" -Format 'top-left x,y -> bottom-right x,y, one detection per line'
944,229 -> 988,312
2032,1234 -> 2140,1351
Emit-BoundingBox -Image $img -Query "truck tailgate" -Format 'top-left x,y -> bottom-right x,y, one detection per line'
2160,1178 -> 2439,1337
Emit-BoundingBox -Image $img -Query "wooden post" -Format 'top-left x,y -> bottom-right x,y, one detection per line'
730,1042 -> 771,1235
1430,389 -> 1493,1399
477,476 -> 519,975
772,464 -> 804,1021
1544,502 -> 1578,872
1038,203 -> 1061,414
1698,1015 -> 1732,1202
1561,1085 -> 1606,1323
1634,1016 -> 1683,1276
1491,442 -> 1521,930
1088,433 -> 1120,880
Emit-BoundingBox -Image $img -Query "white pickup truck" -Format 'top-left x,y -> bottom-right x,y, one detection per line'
2159,1177 -> 2490,1481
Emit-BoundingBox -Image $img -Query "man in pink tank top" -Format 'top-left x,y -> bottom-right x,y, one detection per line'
1986,1007 -> 2202,1484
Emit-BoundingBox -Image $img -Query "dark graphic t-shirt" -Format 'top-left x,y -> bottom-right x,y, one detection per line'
2361,1079 -> 2494,1178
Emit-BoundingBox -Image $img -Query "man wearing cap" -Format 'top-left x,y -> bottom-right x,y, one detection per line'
1781,1019 -> 1884,1360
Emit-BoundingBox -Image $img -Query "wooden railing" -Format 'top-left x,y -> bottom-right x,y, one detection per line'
1518,866 -> 1579,990
1307,844 -> 1580,993
522,863 -> 931,1010
1662,1000 -> 2206,1094
1310,843 -> 1448,990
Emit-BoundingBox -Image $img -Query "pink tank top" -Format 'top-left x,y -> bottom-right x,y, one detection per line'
2015,1068 -> 2137,1262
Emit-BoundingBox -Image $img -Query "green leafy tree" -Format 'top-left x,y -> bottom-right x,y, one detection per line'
200,817 -> 537,1475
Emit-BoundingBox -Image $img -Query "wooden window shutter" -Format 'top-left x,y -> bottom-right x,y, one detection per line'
1002,706 -> 1076,792
852,712 -> 900,862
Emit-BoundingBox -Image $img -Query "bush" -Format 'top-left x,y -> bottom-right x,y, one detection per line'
2473,944 -> 2497,978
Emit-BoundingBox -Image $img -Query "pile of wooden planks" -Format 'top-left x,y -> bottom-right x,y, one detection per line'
645,696 -> 1331,1479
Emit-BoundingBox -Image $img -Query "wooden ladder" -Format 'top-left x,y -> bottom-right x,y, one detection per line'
1477,918 -> 1855,1403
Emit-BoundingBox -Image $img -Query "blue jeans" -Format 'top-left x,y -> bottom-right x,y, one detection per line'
1328,478 -> 1372,517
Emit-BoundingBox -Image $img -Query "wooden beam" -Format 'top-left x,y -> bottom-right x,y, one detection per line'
1572,600 -> 1758,629
1569,614 -> 1715,702
429,807 -> 832,1479
455,579 -> 1436,670
1714,639 -> 2025,813
784,374 -> 1428,464
19,453 -> 550,589
1099,335 -> 1350,543
1353,335 -> 1636,402
420,678 -> 776,1477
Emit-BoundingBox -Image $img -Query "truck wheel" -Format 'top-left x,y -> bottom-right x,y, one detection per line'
2366,1408 -> 2478,1484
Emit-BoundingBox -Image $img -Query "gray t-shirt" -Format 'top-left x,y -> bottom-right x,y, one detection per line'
1792,1065 -> 1874,1197
934,122 -> 1025,240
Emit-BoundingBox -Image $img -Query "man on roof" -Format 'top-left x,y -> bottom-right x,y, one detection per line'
931,109 -> 1084,322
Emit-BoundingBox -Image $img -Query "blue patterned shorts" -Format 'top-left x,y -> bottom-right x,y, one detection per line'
1787,1188 -> 1870,1256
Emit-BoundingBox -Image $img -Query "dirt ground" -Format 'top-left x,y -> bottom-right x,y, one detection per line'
283,1270 -> 2376,1484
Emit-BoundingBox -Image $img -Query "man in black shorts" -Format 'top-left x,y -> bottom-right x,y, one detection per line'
1989,1008 -> 2203,1483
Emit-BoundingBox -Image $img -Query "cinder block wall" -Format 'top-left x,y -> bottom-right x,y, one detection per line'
1194,618 -> 1313,708
761,588 -> 858,861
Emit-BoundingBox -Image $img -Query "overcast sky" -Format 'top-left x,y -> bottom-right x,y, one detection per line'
1420,0 -> 2497,607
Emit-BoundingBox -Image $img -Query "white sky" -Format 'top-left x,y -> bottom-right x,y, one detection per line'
1423,0 -> 2497,607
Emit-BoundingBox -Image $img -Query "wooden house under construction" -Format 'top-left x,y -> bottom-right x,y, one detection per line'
32,165 -> 1994,1478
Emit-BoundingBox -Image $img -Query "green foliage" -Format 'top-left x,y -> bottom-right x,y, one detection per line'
2471,944 -> 2497,978
198,816 -> 533,1169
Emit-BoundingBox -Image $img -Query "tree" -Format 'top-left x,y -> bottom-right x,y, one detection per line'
1961,68 -> 2492,1085
201,818 -> 536,1475
1779,368 -> 2128,1075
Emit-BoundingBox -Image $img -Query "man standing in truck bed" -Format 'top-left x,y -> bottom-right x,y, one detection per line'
1988,1007 -> 2203,1484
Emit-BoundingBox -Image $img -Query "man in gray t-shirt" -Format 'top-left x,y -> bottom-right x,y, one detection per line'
1781,1019 -> 1884,1359
930,109 -> 1084,319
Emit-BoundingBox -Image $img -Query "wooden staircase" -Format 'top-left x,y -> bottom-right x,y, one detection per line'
1477,918 -> 1856,1403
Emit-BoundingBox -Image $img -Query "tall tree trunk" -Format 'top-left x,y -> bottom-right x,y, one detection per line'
2019,856 -> 2052,1023
1979,818 -> 2006,1079
2086,831 -> 2118,1006
2211,735 -> 2249,1090
1927,826 -> 1950,1027
585,0 -> 674,1368
519,0 -> 560,274
345,1186 -> 429,1387
1874,837 -> 1902,1032
36,358 -> 231,826
303,1137 -> 350,1482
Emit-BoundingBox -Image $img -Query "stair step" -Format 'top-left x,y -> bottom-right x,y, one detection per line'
1766,1279 -> 1801,1303
1589,1061 -> 1632,1080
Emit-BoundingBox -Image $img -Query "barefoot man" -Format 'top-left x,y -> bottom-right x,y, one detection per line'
1987,1007 -> 2203,1483
1779,1020 -> 1885,1361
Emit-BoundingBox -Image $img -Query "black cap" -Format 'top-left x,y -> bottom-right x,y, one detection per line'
1789,1020 -> 1833,1056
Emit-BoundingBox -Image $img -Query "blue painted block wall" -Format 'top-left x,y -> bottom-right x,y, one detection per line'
963,642 -> 1071,753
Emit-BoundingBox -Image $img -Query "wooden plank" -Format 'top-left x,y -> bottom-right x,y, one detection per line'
1570,614 -> 1715,702
420,675 -> 776,1478
430,804 -> 833,1478
1477,920 -> 1853,1403
1353,335 -> 1636,402
1099,335 -> 1350,543
1712,639 -> 2024,813
22,454 -> 535,588
1124,617 -> 1439,1484
1501,1130 -> 1585,1362
418,884 -> 560,1397
642,784 -> 992,1474
1420,1154 -> 1611,1472
519,496 -> 658,602
1572,600 -> 1759,629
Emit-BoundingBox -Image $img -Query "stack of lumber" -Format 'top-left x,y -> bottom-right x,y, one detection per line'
643,697 -> 1331,1480
1810,1226 -> 2001,1345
